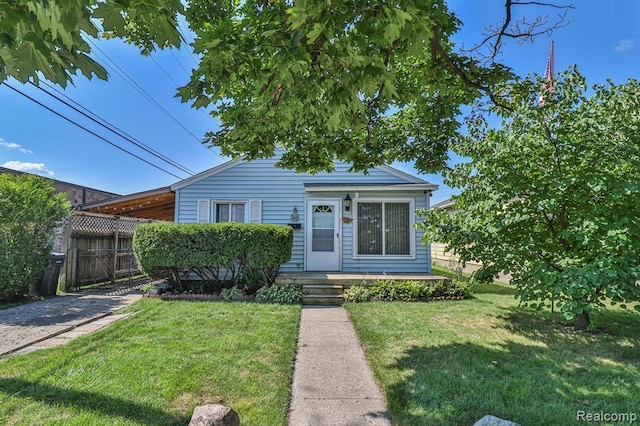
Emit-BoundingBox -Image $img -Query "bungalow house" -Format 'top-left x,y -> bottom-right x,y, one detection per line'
170,153 -> 438,274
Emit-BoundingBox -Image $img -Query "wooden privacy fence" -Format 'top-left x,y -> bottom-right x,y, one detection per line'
57,212 -> 159,290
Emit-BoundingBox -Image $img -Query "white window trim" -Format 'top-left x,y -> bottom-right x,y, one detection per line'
198,199 -> 261,224
212,200 -> 249,223
352,197 -> 416,260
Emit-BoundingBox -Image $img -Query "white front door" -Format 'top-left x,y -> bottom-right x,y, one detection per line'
306,199 -> 341,271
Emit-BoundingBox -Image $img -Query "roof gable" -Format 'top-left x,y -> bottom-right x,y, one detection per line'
171,157 -> 247,190
171,153 -> 432,191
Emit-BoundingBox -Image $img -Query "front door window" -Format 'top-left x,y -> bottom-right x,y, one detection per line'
312,205 -> 334,252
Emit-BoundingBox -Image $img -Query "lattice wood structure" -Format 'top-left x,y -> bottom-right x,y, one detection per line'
69,212 -> 152,236
57,212 -> 161,290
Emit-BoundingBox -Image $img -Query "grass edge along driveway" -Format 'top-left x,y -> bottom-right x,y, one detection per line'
346,280 -> 640,426
0,299 -> 301,426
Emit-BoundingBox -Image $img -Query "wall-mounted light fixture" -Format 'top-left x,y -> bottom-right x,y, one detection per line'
344,193 -> 352,212
290,207 -> 299,222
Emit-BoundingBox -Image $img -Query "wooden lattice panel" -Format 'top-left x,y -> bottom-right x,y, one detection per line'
70,212 -> 152,236
119,217 -> 146,234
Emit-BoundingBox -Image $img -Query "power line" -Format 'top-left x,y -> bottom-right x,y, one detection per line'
35,81 -> 196,176
176,20 -> 200,66
86,37 -> 207,145
169,49 -> 191,78
2,81 -> 185,180
149,52 -> 218,127
150,55 -> 182,87
147,48 -> 219,128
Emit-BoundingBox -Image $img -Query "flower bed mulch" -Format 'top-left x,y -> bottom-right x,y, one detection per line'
143,293 -> 256,301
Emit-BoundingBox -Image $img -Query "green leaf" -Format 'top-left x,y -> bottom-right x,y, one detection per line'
306,23 -> 323,44
94,3 -> 126,33
383,23 -> 400,42
74,53 -> 108,80
16,41 -> 55,82
327,110 -> 341,130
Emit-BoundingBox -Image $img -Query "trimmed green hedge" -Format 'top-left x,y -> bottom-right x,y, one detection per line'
343,279 -> 471,303
133,223 -> 293,290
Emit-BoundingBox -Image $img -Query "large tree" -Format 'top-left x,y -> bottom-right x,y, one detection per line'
420,68 -> 640,330
1,0 -> 571,173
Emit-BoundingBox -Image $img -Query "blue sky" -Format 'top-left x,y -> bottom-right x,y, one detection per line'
0,1 -> 638,205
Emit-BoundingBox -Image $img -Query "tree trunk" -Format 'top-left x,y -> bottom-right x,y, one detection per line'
574,311 -> 590,331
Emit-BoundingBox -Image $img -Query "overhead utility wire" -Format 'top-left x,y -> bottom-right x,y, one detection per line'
177,21 -> 200,66
2,81 -> 184,180
149,51 -> 218,128
86,37 -> 206,145
37,81 -> 196,176
169,49 -> 191,78
150,55 -> 182,87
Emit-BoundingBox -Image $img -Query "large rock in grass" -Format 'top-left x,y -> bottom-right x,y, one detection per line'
189,404 -> 239,426
473,415 -> 520,426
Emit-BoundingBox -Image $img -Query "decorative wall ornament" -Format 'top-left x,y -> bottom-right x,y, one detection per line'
290,207 -> 299,222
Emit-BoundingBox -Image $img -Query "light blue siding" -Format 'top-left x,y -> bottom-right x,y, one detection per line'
174,156 -> 433,273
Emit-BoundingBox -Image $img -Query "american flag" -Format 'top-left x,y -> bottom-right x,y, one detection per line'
539,41 -> 554,106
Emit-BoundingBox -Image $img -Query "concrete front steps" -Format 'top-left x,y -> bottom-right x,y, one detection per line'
275,273 -> 349,305
300,284 -> 344,306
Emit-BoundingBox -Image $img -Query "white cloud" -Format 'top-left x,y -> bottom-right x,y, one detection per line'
2,161 -> 54,177
0,138 -> 33,154
613,38 -> 636,52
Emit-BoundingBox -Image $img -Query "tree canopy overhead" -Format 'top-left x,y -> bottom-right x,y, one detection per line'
1,0 -> 572,173
420,68 -> 640,330
178,0 -> 513,173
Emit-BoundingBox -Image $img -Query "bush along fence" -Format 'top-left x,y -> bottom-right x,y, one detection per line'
57,212 -> 159,291
133,222 -> 293,293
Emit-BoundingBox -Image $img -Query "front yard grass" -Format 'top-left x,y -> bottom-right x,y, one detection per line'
0,299 -> 300,425
345,280 -> 640,425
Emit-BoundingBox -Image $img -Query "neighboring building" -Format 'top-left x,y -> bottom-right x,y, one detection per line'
170,153 -> 438,274
0,166 -> 118,208
430,197 -> 456,211
430,197 -> 472,268
430,196 -> 510,282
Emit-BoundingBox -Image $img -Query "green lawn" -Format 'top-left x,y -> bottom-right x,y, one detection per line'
0,299 -> 300,425
345,280 -> 640,425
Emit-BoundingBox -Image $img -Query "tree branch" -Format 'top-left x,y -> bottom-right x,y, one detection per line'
430,25 -> 514,111
537,251 -> 563,271
272,83 -> 284,106
259,73 -> 275,95
463,1 -> 574,62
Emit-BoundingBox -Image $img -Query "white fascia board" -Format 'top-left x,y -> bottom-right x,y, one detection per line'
170,158 -> 246,190
375,164 -> 429,184
305,183 -> 438,192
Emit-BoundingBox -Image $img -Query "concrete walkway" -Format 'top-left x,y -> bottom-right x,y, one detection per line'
288,306 -> 392,426
0,281 -> 145,357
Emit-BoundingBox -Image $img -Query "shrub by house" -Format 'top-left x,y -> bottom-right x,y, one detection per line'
133,222 -> 293,291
